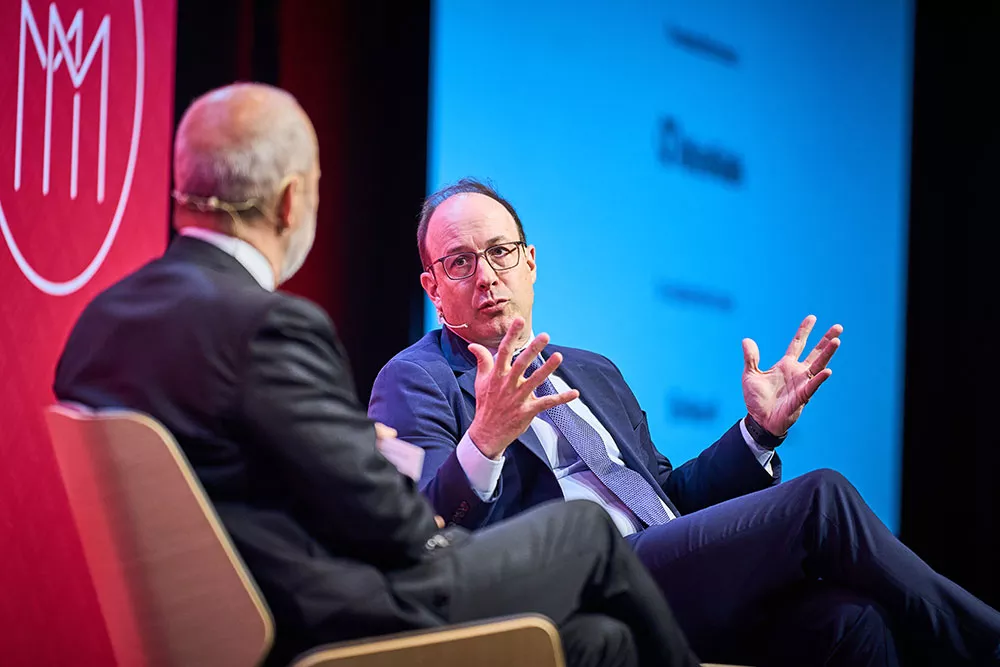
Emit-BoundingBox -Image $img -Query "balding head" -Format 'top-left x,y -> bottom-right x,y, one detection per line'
174,83 -> 317,207
173,83 -> 321,285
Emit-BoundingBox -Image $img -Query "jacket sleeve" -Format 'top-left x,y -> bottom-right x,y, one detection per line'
369,358 -> 500,529
238,297 -> 439,570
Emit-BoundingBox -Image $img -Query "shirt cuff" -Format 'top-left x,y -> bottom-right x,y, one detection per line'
456,431 -> 505,500
740,417 -> 775,477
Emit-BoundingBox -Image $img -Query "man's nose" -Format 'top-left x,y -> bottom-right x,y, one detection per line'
475,257 -> 500,289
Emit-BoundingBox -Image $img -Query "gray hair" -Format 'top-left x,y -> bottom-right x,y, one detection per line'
173,83 -> 315,210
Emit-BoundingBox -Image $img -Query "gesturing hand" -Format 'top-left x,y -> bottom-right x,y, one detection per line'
742,315 -> 842,438
466,317 -> 579,459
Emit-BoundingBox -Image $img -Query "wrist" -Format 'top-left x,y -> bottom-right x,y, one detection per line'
467,421 -> 505,460
744,413 -> 787,450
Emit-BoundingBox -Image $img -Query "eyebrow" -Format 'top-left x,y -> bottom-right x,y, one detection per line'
444,235 -> 511,255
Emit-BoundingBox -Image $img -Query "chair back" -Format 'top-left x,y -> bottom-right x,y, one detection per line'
45,405 -> 274,667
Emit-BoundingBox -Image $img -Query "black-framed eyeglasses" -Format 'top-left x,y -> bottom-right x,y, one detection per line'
426,241 -> 526,280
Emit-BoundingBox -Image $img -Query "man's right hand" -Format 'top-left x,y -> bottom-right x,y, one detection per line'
466,317 -> 579,459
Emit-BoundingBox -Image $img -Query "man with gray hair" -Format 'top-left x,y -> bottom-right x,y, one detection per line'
54,84 -> 699,667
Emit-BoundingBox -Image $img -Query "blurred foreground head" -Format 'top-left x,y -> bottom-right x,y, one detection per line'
173,82 -> 320,284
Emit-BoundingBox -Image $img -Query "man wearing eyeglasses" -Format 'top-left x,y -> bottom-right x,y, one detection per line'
369,178 -> 1000,667
54,88 -> 702,667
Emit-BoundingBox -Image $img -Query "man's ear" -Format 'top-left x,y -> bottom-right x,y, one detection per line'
275,176 -> 299,234
420,270 -> 439,303
525,244 -> 537,283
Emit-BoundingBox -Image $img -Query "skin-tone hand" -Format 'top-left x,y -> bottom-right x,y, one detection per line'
374,422 -> 398,440
742,315 -> 843,439
435,516 -> 445,529
467,317 -> 580,459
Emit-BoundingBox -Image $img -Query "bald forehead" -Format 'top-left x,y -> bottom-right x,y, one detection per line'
426,192 -> 519,255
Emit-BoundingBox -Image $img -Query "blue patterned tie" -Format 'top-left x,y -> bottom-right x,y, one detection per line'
524,356 -> 672,526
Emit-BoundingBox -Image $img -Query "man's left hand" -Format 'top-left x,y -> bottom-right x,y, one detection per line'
374,422 -> 398,440
741,315 -> 842,439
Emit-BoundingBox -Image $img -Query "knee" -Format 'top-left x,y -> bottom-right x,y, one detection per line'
558,501 -> 622,555
564,499 -> 615,528
803,468 -> 855,494
800,469 -> 869,521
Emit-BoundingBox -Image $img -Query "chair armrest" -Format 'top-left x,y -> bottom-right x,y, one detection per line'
289,614 -> 564,667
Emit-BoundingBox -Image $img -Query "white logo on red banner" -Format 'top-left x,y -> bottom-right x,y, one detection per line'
0,0 -> 145,296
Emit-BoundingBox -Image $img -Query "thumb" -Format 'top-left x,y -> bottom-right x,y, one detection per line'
742,338 -> 761,373
467,343 -> 494,376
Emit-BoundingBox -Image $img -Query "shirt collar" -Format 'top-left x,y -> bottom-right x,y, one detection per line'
179,227 -> 276,291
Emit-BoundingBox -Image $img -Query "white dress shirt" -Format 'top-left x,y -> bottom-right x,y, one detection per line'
179,227 -> 276,291
456,344 -> 776,537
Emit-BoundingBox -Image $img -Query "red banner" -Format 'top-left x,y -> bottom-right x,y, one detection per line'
0,0 -> 175,663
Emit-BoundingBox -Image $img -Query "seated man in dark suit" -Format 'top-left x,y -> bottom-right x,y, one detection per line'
53,85 -> 700,667
369,178 -> 1000,667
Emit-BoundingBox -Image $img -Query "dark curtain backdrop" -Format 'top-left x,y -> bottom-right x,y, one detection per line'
173,0 -> 428,401
901,1 -> 999,610
174,0 -> 999,611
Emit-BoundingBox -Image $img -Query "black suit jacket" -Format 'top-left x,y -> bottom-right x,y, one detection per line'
55,237 -> 444,664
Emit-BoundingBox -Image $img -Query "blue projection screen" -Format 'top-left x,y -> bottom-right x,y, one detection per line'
427,1 -> 912,529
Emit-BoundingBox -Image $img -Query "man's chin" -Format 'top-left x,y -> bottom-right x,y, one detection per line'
489,314 -> 530,343
464,315 -> 518,348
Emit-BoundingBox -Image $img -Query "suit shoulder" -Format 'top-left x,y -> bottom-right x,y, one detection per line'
375,331 -> 452,383
260,292 -> 335,331
77,259 -> 331,349
383,330 -> 448,368
548,344 -> 617,370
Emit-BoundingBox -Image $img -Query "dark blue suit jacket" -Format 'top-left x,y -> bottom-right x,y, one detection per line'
370,327 -> 781,529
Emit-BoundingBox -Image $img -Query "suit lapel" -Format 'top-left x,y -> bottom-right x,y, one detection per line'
554,350 -> 677,510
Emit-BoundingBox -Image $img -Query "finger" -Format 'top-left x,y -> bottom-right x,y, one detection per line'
510,332 -> 551,378
435,515 -> 445,529
468,343 -> 495,377
742,338 -> 761,373
803,324 -> 843,366
803,368 -> 834,401
808,337 -> 841,375
520,351 -> 564,396
374,422 -> 397,440
785,314 -> 817,359
530,389 -> 580,414
495,317 -> 526,372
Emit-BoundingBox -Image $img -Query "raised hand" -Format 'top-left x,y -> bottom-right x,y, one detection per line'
742,315 -> 842,439
466,317 -> 579,459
